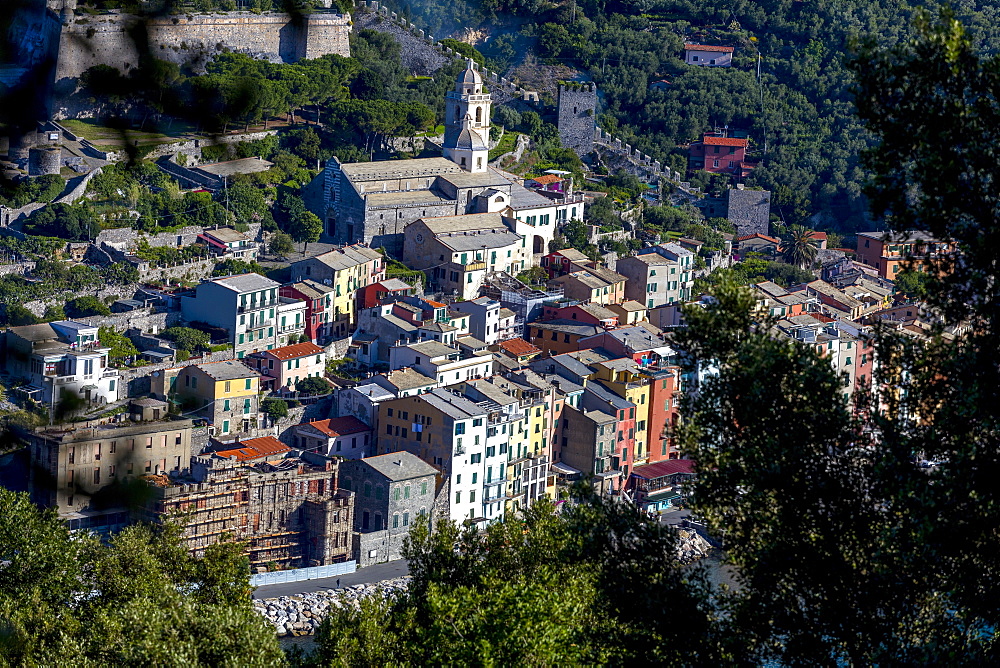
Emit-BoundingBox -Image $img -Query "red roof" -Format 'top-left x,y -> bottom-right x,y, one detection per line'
806,231 -> 828,241
499,338 -> 541,357
685,44 -> 735,53
702,136 -> 748,147
265,342 -> 325,360
530,174 -> 562,185
425,300 -> 446,308
632,459 -> 695,479
737,233 -> 780,244
302,416 -> 370,438
215,436 -> 290,462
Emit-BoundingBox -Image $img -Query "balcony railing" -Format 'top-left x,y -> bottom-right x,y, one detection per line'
238,301 -> 277,314
463,261 -> 487,272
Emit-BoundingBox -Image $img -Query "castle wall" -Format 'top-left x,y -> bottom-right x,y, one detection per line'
54,12 -> 350,83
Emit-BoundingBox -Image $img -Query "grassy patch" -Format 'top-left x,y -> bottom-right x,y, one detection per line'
60,119 -> 198,147
489,131 -> 520,161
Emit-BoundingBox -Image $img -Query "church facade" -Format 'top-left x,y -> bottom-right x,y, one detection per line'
319,60 -> 583,258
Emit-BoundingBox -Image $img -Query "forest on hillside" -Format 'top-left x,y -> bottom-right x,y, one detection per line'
372,0 -> 1000,234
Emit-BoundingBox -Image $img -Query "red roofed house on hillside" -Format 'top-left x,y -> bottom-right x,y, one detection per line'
293,416 -> 373,459
684,43 -> 734,67
806,231 -> 829,250
689,133 -> 750,175
245,342 -> 327,394
214,435 -> 291,462
526,174 -> 566,194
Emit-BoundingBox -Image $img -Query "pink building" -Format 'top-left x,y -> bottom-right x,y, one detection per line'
245,342 -> 327,394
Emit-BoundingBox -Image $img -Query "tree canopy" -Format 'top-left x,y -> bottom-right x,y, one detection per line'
0,488 -> 283,665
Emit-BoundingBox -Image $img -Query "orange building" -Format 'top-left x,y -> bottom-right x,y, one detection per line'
855,231 -> 957,281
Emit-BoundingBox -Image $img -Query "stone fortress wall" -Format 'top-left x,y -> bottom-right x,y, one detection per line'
53,9 -> 350,82
557,82 -> 597,157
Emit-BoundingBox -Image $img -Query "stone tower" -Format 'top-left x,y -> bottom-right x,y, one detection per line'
443,59 -> 491,173
557,82 -> 597,157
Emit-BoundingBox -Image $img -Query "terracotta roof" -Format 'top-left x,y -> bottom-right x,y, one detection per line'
737,233 -> 780,244
632,459 -> 695,479
702,136 -> 748,147
806,231 -> 828,241
215,436 -> 290,462
685,43 -> 735,53
302,416 -> 370,437
530,174 -> 562,185
499,338 -> 541,357
265,342 -> 325,360
425,300 -> 446,308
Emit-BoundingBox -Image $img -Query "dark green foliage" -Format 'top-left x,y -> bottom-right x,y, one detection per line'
313,495 -> 723,665
295,376 -> 330,395
781,224 -> 819,269
101,261 -> 141,285
41,304 -> 66,322
65,295 -> 111,317
516,265 -> 549,286
0,175 -> 64,208
438,39 -> 486,68
3,305 -> 39,326
893,269 -> 928,299
24,203 -> 100,241
0,488 -> 282,665
268,231 -> 295,258
260,397 -> 289,420
694,255 -> 813,289
99,326 -> 139,363
212,258 -> 268,277
161,326 -> 211,355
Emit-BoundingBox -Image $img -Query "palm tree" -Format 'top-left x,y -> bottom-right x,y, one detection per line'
782,225 -> 819,269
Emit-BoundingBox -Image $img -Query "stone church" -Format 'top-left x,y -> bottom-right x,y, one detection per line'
318,60 -> 584,258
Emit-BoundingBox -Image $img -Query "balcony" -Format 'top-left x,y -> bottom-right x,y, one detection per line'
238,301 -> 277,314
463,261 -> 487,272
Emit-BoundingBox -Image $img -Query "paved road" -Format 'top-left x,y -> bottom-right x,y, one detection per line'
252,559 -> 410,599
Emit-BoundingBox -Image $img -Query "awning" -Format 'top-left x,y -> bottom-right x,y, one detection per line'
550,461 -> 581,476
15,385 -> 43,395
645,489 -> 681,502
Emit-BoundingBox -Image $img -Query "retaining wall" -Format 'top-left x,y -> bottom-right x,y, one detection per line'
55,12 -> 350,82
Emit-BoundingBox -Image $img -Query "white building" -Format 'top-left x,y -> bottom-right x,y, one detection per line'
378,388 -> 492,524
6,321 -> 119,406
388,340 -> 493,386
450,296 -> 502,345
402,213 -> 529,300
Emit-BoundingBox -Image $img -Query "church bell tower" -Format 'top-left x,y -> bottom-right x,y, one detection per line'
443,59 -> 491,173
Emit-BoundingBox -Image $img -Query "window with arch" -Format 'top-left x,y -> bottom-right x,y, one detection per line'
374,512 -> 382,530
421,481 -> 428,495
403,512 -> 409,526
404,485 -> 411,499
392,513 -> 399,529
454,105 -> 461,122
364,481 -> 372,498
476,106 -> 482,123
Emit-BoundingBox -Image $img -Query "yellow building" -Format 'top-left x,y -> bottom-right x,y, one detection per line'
289,244 -> 385,338
153,360 -> 262,436
592,359 -> 652,466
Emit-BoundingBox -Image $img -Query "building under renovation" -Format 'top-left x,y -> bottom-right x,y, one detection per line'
143,437 -> 354,569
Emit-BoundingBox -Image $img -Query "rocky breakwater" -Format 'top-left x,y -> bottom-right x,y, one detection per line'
674,528 -> 714,564
254,576 -> 411,637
